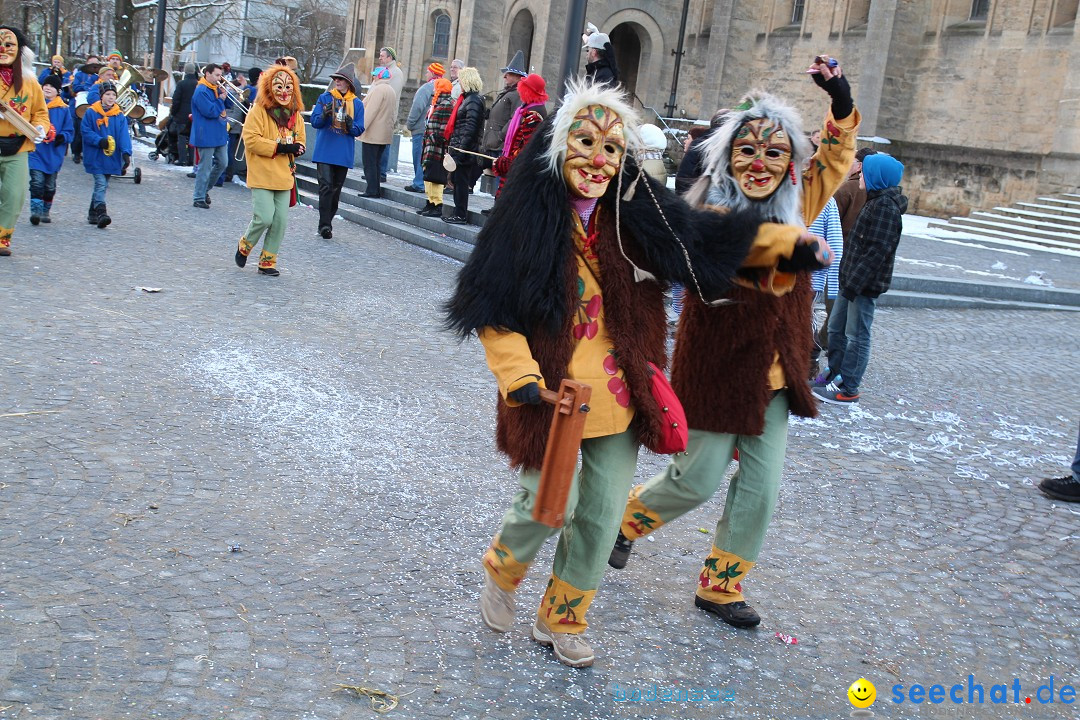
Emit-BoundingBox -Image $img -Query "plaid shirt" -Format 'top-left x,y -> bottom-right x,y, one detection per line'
839,186 -> 908,298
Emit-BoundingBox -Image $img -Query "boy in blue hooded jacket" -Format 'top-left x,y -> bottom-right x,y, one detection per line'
815,153 -> 907,405
80,82 -> 132,229
28,75 -> 75,225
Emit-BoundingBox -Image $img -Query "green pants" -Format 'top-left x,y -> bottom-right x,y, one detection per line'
620,391 -> 790,603
241,188 -> 290,268
483,429 -> 639,632
0,152 -> 29,250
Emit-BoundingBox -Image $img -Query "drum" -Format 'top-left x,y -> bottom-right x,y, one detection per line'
74,91 -> 90,118
135,89 -> 157,125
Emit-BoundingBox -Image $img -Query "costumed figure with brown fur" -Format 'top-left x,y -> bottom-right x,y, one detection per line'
235,64 -> 305,276
0,25 -> 51,256
445,78 -> 824,669
607,55 -> 857,632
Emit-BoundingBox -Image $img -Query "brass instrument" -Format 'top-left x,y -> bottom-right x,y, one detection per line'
0,100 -> 46,142
74,64 -> 147,119
222,78 -> 251,116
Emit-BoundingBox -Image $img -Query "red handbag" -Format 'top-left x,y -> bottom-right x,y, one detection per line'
647,361 -> 688,454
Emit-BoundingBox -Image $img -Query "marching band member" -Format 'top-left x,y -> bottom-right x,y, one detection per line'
310,62 -> 363,238
80,81 -> 132,229
0,25 -> 50,256
28,74 -> 74,225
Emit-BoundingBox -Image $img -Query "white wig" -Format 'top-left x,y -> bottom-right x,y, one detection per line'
540,77 -> 642,177
698,90 -> 812,227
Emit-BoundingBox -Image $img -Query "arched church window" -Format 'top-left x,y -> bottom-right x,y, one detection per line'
433,14 -> 451,58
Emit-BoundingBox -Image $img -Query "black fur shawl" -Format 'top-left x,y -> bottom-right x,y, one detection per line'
444,115 -> 764,338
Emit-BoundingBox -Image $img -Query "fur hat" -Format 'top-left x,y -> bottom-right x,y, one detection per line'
697,89 -> 811,226
41,74 -> 63,91
501,50 -> 527,77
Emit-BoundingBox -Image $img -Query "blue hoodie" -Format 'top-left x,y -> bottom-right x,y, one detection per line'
861,153 -> 904,191
310,91 -> 364,168
29,98 -> 75,174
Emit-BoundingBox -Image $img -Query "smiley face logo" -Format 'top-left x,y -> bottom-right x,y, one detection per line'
848,678 -> 876,708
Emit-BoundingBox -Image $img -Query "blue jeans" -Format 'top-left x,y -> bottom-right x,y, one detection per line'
193,144 -> 226,201
410,134 -> 423,188
826,293 -> 876,395
29,169 -> 57,202
92,174 -> 109,205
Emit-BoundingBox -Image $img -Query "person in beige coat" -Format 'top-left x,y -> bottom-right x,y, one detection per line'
360,67 -> 398,198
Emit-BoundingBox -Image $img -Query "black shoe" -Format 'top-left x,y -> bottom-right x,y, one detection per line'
193,200 -> 210,209
608,533 -> 634,569
694,596 -> 761,628
258,266 -> 280,276
415,201 -> 432,215
480,207 -> 492,216
419,205 -> 443,218
444,215 -> 467,224
96,206 -> 111,229
30,214 -> 40,226
404,185 -> 423,193
186,171 -> 197,178
73,153 -> 82,164
380,174 -> 387,183
1039,475 -> 1080,502
319,227 -> 333,239
235,248 -> 247,268
361,191 -> 381,199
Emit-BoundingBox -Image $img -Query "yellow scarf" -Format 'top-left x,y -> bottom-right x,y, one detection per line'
330,88 -> 356,120
197,77 -> 220,92
46,96 -> 67,110
90,101 -> 121,128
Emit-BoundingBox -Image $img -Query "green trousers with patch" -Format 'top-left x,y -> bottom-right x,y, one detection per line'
241,188 -> 290,268
483,429 -> 639,632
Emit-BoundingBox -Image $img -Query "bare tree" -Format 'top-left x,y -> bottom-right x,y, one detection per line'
250,0 -> 345,81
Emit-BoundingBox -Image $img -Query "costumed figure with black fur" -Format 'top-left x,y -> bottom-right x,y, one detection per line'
235,64 -> 305,276
445,79 -> 819,669
0,26 -> 51,255
607,55 -> 858,631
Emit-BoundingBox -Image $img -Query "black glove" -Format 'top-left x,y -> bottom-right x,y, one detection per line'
841,288 -> 857,302
98,137 -> 111,149
277,142 -> 303,156
812,72 -> 853,121
778,241 -> 827,273
507,378 -> 542,405
121,153 -> 131,173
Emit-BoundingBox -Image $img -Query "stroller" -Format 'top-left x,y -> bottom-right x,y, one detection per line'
147,115 -> 181,165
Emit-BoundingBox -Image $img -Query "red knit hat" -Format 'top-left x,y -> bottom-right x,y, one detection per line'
517,73 -> 548,105
428,62 -> 445,77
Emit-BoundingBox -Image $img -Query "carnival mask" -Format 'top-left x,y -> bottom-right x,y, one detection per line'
730,118 -> 792,200
562,104 -> 626,199
0,30 -> 18,67
271,70 -> 294,106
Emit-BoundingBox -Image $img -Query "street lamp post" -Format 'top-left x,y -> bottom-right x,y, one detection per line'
51,0 -> 60,55
557,0 -> 588,96
151,0 -> 167,104
664,0 -> 691,117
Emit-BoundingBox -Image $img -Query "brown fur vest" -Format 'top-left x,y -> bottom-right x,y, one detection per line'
671,274 -> 818,436
495,208 -> 670,470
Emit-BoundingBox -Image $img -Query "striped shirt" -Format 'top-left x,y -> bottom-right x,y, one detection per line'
808,197 -> 843,297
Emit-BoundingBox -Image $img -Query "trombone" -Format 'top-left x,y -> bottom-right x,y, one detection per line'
222,77 -> 251,116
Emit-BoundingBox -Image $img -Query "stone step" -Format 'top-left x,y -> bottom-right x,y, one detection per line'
295,175 -> 482,248
296,184 -> 475,261
1013,202 -> 1080,219
971,211 -> 1080,236
890,273 -> 1080,307
879,290 -> 1080,311
1036,196 -> 1080,209
991,206 -> 1080,228
925,222 -> 1080,257
943,217 -> 1080,249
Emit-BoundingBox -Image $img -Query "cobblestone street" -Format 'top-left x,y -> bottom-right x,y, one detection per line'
1,149 -> 1078,720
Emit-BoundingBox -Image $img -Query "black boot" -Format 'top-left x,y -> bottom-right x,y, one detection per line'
96,204 -> 111,229
415,201 -> 433,215
608,533 -> 634,569
87,203 -> 99,225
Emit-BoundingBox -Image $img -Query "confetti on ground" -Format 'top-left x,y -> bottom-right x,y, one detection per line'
775,632 -> 798,645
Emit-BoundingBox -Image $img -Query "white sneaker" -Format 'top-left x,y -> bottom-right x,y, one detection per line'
479,573 -> 515,632
531,618 -> 595,668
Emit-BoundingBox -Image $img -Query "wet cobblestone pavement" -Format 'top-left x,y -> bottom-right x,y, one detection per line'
1,150 -> 1078,719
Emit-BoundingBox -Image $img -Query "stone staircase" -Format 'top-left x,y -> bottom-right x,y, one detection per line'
928,193 -> 1080,255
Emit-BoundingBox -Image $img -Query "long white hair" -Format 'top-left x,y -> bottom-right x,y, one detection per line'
696,90 -> 812,227
540,77 -> 642,178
